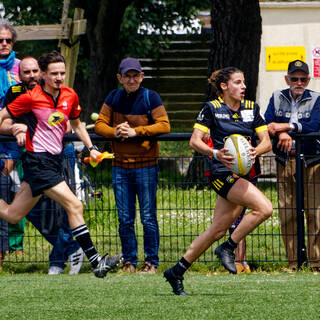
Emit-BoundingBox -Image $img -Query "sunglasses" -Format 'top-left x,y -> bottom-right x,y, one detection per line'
289,76 -> 309,83
0,38 -> 12,44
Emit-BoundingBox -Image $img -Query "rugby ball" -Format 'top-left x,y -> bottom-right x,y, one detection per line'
224,134 -> 253,176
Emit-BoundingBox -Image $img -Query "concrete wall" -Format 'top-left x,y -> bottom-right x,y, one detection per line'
257,1 -> 320,114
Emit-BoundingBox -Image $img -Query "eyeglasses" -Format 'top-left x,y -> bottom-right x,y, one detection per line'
0,38 -> 12,44
289,76 -> 309,83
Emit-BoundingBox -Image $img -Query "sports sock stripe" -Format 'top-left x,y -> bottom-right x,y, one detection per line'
72,224 -> 101,268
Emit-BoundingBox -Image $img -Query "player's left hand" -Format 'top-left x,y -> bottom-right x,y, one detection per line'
89,149 -> 101,161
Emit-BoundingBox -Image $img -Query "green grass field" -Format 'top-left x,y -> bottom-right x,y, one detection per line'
1,271 -> 320,320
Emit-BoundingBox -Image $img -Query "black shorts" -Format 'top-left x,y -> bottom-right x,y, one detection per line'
22,151 -> 65,197
210,173 -> 240,199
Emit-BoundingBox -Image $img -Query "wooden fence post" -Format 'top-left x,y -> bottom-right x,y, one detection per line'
15,0 -> 86,88
60,7 -> 85,88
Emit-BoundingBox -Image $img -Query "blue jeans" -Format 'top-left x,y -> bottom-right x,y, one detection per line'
63,142 -> 76,173
0,174 -> 9,252
112,165 -> 159,266
27,197 -> 80,269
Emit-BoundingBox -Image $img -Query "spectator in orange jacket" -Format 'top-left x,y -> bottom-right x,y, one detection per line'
95,57 -> 170,274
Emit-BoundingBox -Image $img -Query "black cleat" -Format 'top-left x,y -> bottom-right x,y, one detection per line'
93,253 -> 123,278
215,243 -> 237,274
163,267 -> 187,296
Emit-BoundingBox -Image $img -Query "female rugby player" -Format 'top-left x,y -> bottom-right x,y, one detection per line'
164,67 -> 273,295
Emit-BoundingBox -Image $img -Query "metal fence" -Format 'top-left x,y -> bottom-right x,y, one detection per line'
0,133 -> 317,269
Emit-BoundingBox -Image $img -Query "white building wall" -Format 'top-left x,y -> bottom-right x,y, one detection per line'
257,1 -> 320,113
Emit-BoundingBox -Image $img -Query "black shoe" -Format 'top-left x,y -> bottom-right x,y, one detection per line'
215,243 -> 237,274
93,253 -> 123,278
163,267 -> 187,296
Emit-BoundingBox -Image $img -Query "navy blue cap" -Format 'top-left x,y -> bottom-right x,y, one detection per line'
288,60 -> 309,74
118,57 -> 142,74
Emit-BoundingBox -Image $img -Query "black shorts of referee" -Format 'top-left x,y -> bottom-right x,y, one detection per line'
22,151 -> 65,197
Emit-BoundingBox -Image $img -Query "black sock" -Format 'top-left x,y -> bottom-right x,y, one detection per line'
72,224 -> 100,268
224,236 -> 238,250
172,257 -> 191,277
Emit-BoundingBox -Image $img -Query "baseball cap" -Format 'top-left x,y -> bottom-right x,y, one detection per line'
118,57 -> 142,74
287,60 -> 309,74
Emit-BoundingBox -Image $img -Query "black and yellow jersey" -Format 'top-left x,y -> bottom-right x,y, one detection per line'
3,83 -> 27,106
194,96 -> 267,174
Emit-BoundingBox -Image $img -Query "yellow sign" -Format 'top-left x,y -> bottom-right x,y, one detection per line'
265,46 -> 306,71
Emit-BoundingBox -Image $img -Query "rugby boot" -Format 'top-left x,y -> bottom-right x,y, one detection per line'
215,243 -> 237,274
93,253 -> 123,278
235,262 -> 245,274
163,267 -> 187,296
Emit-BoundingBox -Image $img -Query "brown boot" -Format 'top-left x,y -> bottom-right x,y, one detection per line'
139,261 -> 157,274
121,262 -> 136,273
11,249 -> 24,256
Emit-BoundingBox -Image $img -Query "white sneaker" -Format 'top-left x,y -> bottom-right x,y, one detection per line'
68,247 -> 85,275
48,266 -> 64,275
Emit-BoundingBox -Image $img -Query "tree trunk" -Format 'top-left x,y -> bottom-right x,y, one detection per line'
207,0 -> 261,101
72,0 -> 133,119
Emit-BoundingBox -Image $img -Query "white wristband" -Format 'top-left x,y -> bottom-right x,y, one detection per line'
212,149 -> 219,160
289,123 -> 295,131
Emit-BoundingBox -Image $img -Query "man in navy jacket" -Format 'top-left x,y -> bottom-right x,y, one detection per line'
265,60 -> 320,270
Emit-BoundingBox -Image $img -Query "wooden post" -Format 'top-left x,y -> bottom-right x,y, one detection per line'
60,0 -> 70,43
14,0 -> 86,87
60,7 -> 85,87
61,0 -> 70,24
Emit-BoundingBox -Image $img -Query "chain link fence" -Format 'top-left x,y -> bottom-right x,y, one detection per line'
2,133 -> 317,269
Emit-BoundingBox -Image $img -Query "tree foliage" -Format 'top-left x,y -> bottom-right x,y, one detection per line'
119,0 -> 210,58
2,0 -> 211,118
73,0 -> 210,118
2,0 -> 62,25
2,0 -> 62,58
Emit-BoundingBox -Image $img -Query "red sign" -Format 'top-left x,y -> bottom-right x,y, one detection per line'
312,47 -> 320,78
314,59 -> 320,78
